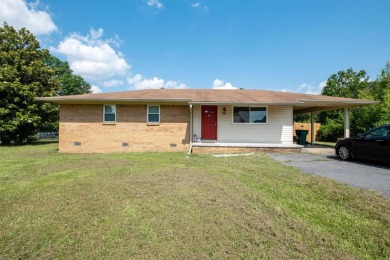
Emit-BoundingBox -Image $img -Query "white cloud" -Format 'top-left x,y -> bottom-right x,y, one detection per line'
191,2 -> 209,10
52,28 -> 130,80
165,80 -> 187,89
0,0 -> 57,35
212,79 -> 237,89
127,74 -> 187,90
298,83 -> 310,90
146,0 -> 164,9
91,85 -> 102,93
319,81 -> 327,90
102,79 -> 124,87
296,81 -> 326,95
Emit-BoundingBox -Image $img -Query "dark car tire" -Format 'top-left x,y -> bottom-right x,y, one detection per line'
337,145 -> 351,160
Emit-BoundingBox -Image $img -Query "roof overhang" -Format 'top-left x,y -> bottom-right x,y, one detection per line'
36,96 -> 379,114
293,100 -> 379,114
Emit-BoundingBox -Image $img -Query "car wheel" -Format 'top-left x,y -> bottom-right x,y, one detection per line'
337,145 -> 351,160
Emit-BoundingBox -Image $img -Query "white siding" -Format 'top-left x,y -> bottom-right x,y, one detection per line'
193,105 -> 293,144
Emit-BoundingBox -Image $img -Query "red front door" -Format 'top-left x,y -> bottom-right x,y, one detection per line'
201,106 -> 217,140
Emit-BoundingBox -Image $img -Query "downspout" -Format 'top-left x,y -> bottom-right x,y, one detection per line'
311,111 -> 315,145
188,104 -> 193,154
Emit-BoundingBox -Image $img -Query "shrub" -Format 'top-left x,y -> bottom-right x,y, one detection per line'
316,120 -> 344,142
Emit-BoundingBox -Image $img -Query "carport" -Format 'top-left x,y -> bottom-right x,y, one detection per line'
293,100 -> 378,144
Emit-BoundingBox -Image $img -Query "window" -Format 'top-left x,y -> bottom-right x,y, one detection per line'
148,105 -> 160,123
233,106 -> 267,123
103,104 -> 116,122
365,126 -> 390,138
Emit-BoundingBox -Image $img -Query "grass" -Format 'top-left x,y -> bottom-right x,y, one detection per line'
0,143 -> 389,259
314,141 -> 337,147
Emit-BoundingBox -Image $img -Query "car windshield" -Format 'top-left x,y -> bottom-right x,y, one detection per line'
364,126 -> 390,138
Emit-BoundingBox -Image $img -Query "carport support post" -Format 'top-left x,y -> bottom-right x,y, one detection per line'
311,111 -> 315,145
344,107 -> 350,138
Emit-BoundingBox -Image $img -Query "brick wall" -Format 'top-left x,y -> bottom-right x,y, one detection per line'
59,104 -> 190,153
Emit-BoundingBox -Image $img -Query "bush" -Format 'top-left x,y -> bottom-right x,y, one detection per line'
316,120 -> 344,142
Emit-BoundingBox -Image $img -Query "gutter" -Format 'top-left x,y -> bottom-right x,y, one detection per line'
298,99 -> 379,105
188,101 -> 304,106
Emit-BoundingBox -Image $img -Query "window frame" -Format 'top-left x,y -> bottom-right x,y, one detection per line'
232,106 -> 268,124
147,105 -> 160,123
103,104 -> 116,123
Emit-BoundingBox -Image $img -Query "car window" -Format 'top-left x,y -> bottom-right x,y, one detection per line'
365,126 -> 390,138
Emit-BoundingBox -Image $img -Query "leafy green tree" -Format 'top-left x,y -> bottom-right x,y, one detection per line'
372,62 -> 390,125
317,64 -> 390,141
45,55 -> 91,96
317,68 -> 372,140
321,68 -> 370,99
0,23 -> 59,144
293,113 -> 311,123
40,56 -> 91,131
349,64 -> 390,132
318,68 -> 370,126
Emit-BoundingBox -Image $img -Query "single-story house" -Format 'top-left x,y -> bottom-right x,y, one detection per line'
37,89 -> 377,153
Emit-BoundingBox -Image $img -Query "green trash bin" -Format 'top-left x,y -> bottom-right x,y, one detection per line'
300,130 -> 309,145
295,130 -> 309,145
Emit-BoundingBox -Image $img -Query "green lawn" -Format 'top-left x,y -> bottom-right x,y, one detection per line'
0,143 -> 389,259
314,141 -> 337,147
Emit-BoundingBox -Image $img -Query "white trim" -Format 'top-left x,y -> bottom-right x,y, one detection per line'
232,105 -> 268,124
344,107 -> 350,138
103,104 -> 116,122
147,105 -> 160,123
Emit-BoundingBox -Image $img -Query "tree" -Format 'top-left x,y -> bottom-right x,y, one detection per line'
321,68 -> 370,99
317,64 -> 390,141
372,62 -> 390,125
45,55 -> 91,96
348,64 -> 390,131
318,68 -> 370,126
40,56 -> 91,131
293,113 -> 311,123
0,23 -> 60,144
316,68 -> 372,140
0,24 -> 92,143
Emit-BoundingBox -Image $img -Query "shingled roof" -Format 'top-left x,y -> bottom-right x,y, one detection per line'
36,89 -> 378,114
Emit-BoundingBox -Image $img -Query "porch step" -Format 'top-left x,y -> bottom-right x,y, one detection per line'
191,143 -> 303,154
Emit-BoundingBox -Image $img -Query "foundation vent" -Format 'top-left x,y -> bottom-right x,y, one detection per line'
170,143 -> 177,148
74,142 -> 81,146
122,142 -> 129,147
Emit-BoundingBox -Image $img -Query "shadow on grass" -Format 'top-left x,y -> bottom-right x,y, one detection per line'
0,140 -> 59,147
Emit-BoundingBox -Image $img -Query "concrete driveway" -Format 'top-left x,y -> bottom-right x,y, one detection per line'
269,146 -> 390,197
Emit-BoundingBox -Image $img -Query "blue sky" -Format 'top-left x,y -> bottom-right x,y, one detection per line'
1,0 -> 390,94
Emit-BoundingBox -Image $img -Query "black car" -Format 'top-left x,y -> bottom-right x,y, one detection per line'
335,124 -> 390,163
